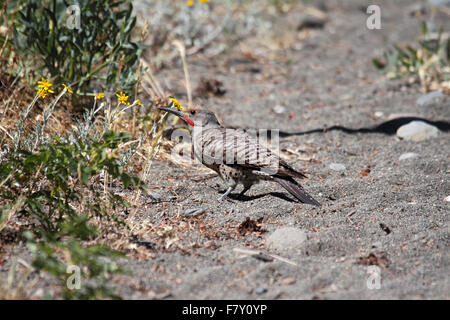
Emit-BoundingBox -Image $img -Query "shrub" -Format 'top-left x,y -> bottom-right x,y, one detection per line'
8,0 -> 144,96
0,92 -> 146,299
373,22 -> 450,92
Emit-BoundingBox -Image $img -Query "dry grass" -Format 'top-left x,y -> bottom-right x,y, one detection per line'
0,40 -> 208,267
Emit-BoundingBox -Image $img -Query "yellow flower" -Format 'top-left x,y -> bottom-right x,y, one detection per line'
198,0 -> 209,3
36,77 -> 54,98
37,77 -> 53,91
94,92 -> 105,99
62,84 -> 73,93
116,91 -> 130,105
169,97 -> 184,110
187,0 -> 194,6
37,88 -> 48,99
135,99 -> 142,106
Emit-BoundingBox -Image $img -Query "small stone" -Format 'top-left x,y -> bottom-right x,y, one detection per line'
396,121 -> 440,141
266,227 -> 307,251
280,277 -> 296,286
182,208 -> 205,217
255,287 -> 267,295
329,163 -> 346,171
273,105 -> 286,114
399,152 -> 418,161
374,111 -> 384,118
444,195 -> 450,202
148,192 -> 161,201
416,90 -> 445,106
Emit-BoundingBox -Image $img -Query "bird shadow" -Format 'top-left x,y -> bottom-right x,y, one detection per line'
163,117 -> 450,140
226,191 -> 297,203
276,117 -> 450,137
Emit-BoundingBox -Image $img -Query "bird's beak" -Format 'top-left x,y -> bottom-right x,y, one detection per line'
158,107 -> 194,127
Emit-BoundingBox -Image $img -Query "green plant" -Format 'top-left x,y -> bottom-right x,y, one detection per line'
9,0 -> 145,96
373,22 -> 450,92
0,257 -> 33,299
0,132 -> 144,299
0,90 -> 146,299
0,1 -> 20,84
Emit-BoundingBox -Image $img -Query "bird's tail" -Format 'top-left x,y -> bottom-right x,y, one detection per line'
274,177 -> 320,206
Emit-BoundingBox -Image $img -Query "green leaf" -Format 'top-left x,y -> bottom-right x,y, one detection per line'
372,58 -> 386,70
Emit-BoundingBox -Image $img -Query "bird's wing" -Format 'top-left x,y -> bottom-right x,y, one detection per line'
196,127 -> 306,178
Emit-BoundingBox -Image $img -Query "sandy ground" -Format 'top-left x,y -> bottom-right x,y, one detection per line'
119,0 -> 449,300
1,0 -> 449,299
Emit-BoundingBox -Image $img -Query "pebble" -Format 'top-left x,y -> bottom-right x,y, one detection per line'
329,163 -> 346,171
416,90 -> 445,106
182,208 -> 205,217
273,105 -> 286,114
266,227 -> 307,251
444,196 -> 450,202
396,121 -> 440,141
280,277 -> 296,286
148,192 -> 161,201
374,111 -> 384,118
255,287 -> 268,295
399,152 -> 418,161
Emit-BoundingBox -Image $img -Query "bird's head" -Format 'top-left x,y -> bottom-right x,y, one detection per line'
158,106 -> 220,130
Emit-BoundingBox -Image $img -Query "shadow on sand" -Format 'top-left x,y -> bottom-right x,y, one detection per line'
276,117 -> 450,138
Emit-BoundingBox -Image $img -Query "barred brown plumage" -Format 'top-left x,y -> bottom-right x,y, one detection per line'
159,106 -> 320,206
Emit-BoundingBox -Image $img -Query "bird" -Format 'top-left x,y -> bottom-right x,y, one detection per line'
158,106 -> 320,206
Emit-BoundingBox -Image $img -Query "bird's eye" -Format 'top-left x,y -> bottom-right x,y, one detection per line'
190,110 -> 196,115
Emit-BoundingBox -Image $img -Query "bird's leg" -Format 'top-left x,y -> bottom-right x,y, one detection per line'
239,182 -> 253,197
218,185 -> 235,201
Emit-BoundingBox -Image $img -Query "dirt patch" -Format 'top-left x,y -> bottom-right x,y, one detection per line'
237,217 -> 266,236
357,253 -> 390,268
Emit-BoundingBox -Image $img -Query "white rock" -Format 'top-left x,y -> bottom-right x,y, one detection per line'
396,121 -> 439,141
444,196 -> 450,202
266,227 -> 307,251
182,208 -> 205,217
273,105 -> 286,114
374,111 -> 384,118
416,90 -> 445,106
329,163 -> 346,171
399,152 -> 418,161
148,192 -> 161,200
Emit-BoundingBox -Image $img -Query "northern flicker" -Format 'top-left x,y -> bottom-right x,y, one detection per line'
159,106 -> 320,206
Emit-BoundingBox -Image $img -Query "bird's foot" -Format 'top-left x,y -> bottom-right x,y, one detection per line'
218,186 -> 234,202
